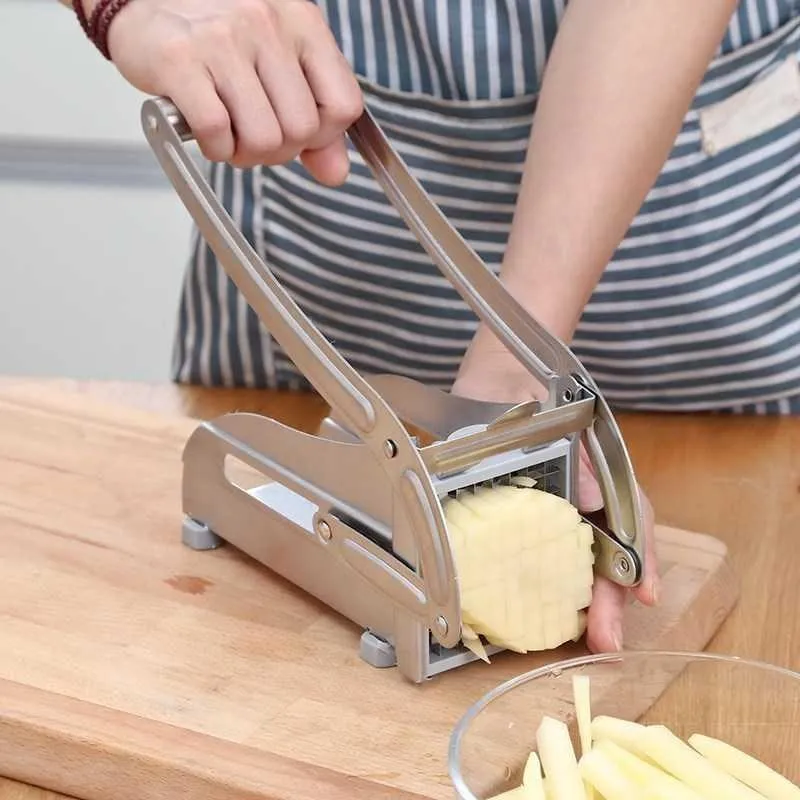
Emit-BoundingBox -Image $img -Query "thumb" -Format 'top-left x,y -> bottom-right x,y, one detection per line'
299,137 -> 351,186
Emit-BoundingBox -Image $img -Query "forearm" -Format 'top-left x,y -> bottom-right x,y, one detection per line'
501,0 -> 737,342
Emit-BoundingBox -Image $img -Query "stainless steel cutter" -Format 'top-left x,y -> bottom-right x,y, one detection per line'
141,97 -> 646,683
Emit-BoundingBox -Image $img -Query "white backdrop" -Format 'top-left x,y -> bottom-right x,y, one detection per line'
0,0 -> 193,381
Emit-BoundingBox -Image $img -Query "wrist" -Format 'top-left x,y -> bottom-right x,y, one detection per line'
451,268 -> 588,403
453,324 -> 549,405
71,0 -> 133,59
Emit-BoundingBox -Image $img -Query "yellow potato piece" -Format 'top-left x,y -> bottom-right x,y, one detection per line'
484,676 -> 798,800
442,486 -> 595,656
594,739 -> 705,800
578,748 -> 640,800
688,734 -> 800,800
590,715 -> 652,761
536,716 -> 587,800
522,752 -> 547,799
641,725 -> 766,800
572,674 -> 595,800
487,787 -> 530,800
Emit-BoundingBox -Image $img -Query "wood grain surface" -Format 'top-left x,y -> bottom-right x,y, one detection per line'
0,377 -> 797,800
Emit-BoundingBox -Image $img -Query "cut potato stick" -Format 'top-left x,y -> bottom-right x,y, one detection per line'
572,676 -> 592,755
688,734 -> 800,800
488,787 -> 529,799
536,716 -> 587,800
571,675 -> 594,800
578,747 -> 640,799
590,715 -> 650,758
641,725 -> 767,800
522,752 -> 547,798
594,739 -> 707,800
480,667 -> 797,800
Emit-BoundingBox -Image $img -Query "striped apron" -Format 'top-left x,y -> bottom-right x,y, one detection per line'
172,0 -> 800,415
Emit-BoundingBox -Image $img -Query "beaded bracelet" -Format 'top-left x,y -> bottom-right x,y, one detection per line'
74,0 -> 135,60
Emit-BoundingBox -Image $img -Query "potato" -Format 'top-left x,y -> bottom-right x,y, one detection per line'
578,747 -> 641,799
484,680 -> 798,800
640,725 -> 765,800
536,716 -> 586,800
589,715 -> 651,759
572,675 -> 594,800
442,485 -> 594,657
594,739 -> 705,800
522,752 -> 546,798
688,734 -> 800,800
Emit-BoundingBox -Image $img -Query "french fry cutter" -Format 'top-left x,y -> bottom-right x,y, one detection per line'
141,96 -> 646,684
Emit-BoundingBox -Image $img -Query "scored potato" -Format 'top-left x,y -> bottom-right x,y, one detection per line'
442,484 -> 595,658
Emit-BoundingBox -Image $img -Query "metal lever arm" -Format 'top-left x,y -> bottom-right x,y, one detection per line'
141,97 -> 463,646
349,110 -> 581,409
143,98 -> 379,438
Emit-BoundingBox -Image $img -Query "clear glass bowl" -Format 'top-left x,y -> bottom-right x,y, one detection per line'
449,650 -> 800,799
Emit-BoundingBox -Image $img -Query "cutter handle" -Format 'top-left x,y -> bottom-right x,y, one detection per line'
141,97 -> 465,646
142,98 -> 379,437
349,110 -> 581,409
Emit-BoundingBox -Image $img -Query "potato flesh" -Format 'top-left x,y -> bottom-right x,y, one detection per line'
641,725 -> 765,800
578,747 -> 641,799
442,485 -> 594,656
571,674 -> 594,800
688,734 -> 800,800
484,674 -> 796,800
522,752 -> 546,798
536,716 -> 586,800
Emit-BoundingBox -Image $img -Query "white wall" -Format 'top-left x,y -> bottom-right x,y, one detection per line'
0,0 -> 193,382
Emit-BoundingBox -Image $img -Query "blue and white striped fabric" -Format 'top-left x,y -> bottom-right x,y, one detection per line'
172,0 -> 800,415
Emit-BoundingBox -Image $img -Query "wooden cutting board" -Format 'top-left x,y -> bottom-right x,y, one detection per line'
0,386 -> 739,800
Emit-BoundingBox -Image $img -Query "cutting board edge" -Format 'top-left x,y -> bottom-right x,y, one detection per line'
0,678 -> 430,800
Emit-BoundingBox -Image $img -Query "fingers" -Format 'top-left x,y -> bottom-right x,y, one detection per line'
577,441 -> 661,651
209,52 -> 283,167
586,575 -> 626,653
216,0 -> 361,172
586,490 -> 659,652
296,7 -> 364,149
631,487 -> 661,607
291,4 -> 363,183
254,18 -> 320,148
127,0 -> 362,174
299,139 -> 352,186
167,72 -> 235,162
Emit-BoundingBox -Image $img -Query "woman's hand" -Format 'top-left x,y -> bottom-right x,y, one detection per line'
103,0 -> 363,183
451,329 -> 660,654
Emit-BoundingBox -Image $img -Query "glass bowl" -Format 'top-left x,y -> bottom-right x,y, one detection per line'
449,650 -> 800,799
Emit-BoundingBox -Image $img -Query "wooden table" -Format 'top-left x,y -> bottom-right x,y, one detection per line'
1,377 -> 798,800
